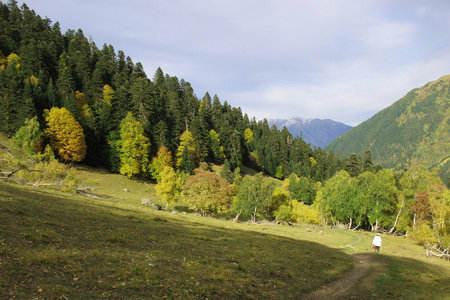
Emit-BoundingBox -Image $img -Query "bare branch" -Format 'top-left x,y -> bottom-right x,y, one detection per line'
0,143 -> 15,159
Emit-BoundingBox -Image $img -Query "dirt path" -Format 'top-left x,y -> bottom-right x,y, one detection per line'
302,252 -> 387,299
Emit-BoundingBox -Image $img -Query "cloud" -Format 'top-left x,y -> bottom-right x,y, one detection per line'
22,0 -> 450,126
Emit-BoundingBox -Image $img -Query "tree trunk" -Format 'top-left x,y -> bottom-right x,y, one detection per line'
350,218 -> 361,231
389,204 -> 403,234
251,206 -> 257,223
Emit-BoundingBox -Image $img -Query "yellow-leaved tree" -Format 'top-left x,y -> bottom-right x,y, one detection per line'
155,166 -> 185,209
44,107 -> 87,162
119,112 -> 150,178
150,145 -> 173,182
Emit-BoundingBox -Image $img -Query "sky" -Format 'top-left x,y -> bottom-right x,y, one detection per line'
18,0 -> 450,126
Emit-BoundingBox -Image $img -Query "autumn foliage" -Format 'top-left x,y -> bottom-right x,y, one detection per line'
180,164 -> 233,216
44,107 -> 87,162
118,112 -> 150,178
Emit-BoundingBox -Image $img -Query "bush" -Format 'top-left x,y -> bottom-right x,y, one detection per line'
291,201 -> 322,225
411,222 -> 435,246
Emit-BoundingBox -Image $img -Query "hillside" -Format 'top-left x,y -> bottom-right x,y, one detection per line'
268,117 -> 352,148
326,74 -> 450,185
1,171 -> 450,298
0,2 -> 349,182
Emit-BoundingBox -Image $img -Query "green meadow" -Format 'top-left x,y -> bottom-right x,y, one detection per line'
1,169 -> 449,299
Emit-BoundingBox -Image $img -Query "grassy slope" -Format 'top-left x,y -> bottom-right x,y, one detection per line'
0,178 -> 352,299
1,167 -> 449,299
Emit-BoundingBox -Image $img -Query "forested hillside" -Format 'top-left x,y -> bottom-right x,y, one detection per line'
1,1 -> 449,249
0,1 -> 347,182
326,75 -> 450,187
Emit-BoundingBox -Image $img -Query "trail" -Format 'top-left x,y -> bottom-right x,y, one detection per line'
302,252 -> 387,299
302,231 -> 387,300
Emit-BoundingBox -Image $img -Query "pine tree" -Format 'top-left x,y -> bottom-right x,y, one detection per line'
209,129 -> 225,165
220,159 -> 233,183
130,77 -> 152,131
0,53 -> 29,136
179,145 -> 195,175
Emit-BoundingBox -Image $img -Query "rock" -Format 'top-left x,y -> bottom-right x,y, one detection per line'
140,198 -> 161,210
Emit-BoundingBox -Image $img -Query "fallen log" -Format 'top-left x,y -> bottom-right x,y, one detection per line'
426,246 -> 450,260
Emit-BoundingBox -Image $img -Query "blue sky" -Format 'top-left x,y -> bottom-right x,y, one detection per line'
20,0 -> 450,126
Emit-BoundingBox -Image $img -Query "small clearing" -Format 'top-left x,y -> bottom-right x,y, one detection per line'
303,252 -> 387,299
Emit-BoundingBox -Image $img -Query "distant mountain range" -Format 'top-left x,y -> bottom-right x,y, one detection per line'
326,74 -> 450,186
267,117 -> 352,148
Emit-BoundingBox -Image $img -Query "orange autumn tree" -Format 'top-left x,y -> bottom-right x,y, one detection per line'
44,107 -> 87,162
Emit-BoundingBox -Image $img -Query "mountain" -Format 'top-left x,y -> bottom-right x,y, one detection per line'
267,117 -> 353,148
326,74 -> 450,186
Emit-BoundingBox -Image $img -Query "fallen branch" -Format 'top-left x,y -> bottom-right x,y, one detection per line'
141,235 -> 158,244
0,143 -> 15,159
426,246 -> 450,260
218,258 -> 238,264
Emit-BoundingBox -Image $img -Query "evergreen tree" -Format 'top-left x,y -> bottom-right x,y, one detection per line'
346,153 -> 362,177
190,115 -> 210,163
209,129 -> 225,165
220,159 -> 233,183
130,77 -> 153,132
107,130 -> 121,173
179,144 -> 195,175
363,150 -> 374,172
0,53 -> 29,135
176,130 -> 197,170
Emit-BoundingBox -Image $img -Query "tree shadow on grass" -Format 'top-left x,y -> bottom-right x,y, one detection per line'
2,184 -> 449,299
1,183 -> 352,299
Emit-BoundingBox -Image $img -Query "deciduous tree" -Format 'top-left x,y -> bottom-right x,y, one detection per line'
118,111 -> 150,177
155,166 -> 184,209
150,145 -> 173,182
180,165 -> 232,216
44,107 -> 87,162
12,116 -> 43,160
232,173 -> 276,222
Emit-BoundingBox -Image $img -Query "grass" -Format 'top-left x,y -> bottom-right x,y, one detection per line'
374,255 -> 450,299
0,181 -> 353,299
1,163 -> 449,299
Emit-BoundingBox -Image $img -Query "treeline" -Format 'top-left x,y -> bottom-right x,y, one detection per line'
150,160 -> 448,248
0,1 -> 349,181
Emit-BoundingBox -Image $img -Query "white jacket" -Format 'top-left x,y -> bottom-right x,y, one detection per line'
372,235 -> 382,247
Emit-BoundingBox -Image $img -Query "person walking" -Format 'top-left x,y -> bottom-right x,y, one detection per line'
372,233 -> 382,252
